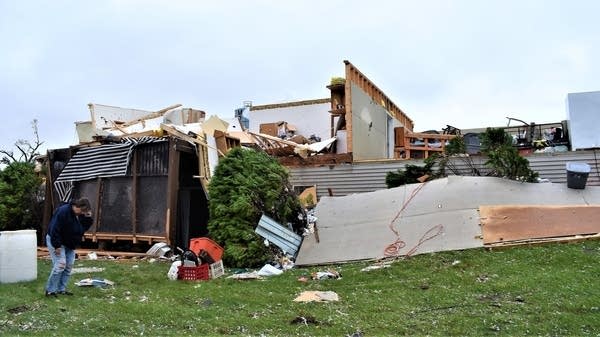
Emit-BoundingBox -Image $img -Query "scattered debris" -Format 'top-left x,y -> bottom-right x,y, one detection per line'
311,270 -> 341,280
257,264 -> 283,277
167,260 -> 182,280
360,263 -> 392,272
304,209 -> 317,236
195,298 -> 213,307
293,291 -> 339,302
290,316 -> 319,325
71,267 -> 105,274
209,260 -> 226,279
476,274 -> 490,283
75,278 -> 115,288
7,305 -> 32,315
87,252 -> 98,260
228,271 -> 263,280
146,242 -> 171,257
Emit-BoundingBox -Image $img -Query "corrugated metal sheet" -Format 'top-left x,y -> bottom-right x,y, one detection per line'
255,214 -> 303,256
289,150 -> 600,198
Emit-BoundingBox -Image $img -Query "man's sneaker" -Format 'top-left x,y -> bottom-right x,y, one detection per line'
45,291 -> 57,297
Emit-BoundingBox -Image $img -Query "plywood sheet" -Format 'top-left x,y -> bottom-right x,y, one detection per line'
295,180 -> 483,266
480,205 -> 600,244
295,176 -> 600,266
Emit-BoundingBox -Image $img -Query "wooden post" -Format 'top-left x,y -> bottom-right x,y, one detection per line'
165,138 -> 180,246
93,177 -> 103,243
344,62 -> 353,154
131,150 -> 138,244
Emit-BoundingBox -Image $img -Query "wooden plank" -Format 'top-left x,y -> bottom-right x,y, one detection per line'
82,233 -> 167,245
485,232 -> 600,249
197,134 -> 210,193
277,153 -> 353,167
480,205 -> 600,244
247,131 -> 304,148
259,123 -> 279,137
213,130 -> 228,156
344,62 -> 353,153
406,132 -> 456,140
121,104 -> 182,127
160,123 -> 224,156
38,247 -> 149,258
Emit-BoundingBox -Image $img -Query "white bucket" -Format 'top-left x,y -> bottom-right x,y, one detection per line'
0,230 -> 38,283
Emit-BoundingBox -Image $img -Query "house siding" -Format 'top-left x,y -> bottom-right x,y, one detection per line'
288,150 -> 600,198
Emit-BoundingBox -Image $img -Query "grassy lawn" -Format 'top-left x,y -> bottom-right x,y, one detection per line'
1,241 -> 600,336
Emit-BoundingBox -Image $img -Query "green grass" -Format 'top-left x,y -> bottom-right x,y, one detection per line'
2,241 -> 600,336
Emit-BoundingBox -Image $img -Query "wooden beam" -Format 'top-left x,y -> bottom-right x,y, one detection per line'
247,131 -> 307,148
160,123 -> 224,156
121,104 -> 182,127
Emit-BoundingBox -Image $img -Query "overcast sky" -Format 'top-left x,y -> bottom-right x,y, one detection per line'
1,0 -> 599,155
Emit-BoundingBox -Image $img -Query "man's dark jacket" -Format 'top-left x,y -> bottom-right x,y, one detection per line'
48,204 -> 93,249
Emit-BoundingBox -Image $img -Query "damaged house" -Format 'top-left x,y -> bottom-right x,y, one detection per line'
43,103 -> 240,249
247,60 -> 456,167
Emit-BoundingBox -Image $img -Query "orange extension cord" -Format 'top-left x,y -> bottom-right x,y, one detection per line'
384,182 -> 444,258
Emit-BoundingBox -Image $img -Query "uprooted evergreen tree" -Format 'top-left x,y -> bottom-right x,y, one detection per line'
207,147 -> 304,268
479,127 -> 538,182
385,159 -> 435,188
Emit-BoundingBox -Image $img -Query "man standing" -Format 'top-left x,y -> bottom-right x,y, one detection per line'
45,198 -> 93,297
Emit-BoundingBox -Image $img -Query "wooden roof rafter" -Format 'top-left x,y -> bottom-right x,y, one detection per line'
344,60 -> 414,131
247,131 -> 312,158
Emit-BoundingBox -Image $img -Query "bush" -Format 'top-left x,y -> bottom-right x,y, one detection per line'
480,128 -> 538,182
0,162 -> 43,231
207,147 -> 304,267
385,160 -> 434,188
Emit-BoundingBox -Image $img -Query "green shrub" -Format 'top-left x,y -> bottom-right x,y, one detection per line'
0,162 -> 42,231
385,161 -> 434,188
480,128 -> 538,182
207,147 -> 303,267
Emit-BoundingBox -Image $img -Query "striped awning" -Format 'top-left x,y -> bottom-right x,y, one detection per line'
54,137 -> 166,202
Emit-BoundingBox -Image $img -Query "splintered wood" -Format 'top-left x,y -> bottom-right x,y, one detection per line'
480,205 -> 600,245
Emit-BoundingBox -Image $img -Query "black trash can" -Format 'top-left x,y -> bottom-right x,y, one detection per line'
566,162 -> 591,189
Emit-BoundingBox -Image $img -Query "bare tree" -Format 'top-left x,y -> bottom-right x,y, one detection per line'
0,119 -> 44,164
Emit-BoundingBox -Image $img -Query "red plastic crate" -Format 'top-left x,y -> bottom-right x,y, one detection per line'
177,264 -> 210,281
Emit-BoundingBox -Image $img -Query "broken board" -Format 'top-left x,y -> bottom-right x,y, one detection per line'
480,205 -> 600,244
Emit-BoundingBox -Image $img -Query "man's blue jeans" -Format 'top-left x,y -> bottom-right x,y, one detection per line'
45,234 -> 75,293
